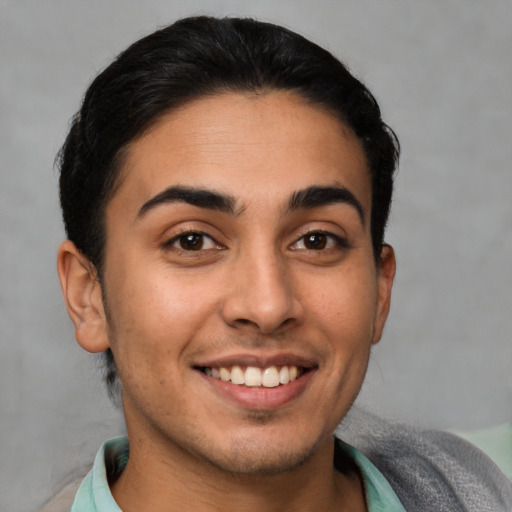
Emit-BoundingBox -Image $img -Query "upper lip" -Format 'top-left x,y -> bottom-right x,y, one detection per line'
192,352 -> 318,369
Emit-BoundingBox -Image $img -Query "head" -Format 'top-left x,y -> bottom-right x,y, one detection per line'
57,16 -> 398,474
58,16 -> 398,396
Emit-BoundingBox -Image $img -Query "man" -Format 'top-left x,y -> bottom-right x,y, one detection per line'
53,16 -> 511,511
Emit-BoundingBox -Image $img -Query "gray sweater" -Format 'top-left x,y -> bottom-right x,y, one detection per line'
338,408 -> 512,511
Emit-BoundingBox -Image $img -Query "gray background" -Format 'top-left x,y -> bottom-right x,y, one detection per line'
1,1 -> 511,510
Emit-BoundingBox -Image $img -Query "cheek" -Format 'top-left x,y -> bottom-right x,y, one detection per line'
104,262 -> 220,366
306,268 -> 377,394
307,267 -> 378,339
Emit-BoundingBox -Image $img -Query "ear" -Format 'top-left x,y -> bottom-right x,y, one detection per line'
372,244 -> 396,344
57,240 -> 110,353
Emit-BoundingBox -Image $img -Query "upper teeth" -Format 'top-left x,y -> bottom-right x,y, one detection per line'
204,365 -> 300,387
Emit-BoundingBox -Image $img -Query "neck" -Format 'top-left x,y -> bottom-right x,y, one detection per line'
111,434 -> 366,512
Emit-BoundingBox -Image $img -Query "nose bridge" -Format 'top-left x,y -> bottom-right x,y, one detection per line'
221,239 -> 300,333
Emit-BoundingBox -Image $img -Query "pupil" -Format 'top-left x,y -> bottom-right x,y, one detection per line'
181,234 -> 203,250
305,233 -> 326,250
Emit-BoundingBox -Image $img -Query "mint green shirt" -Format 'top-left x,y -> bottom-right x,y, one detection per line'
70,437 -> 406,511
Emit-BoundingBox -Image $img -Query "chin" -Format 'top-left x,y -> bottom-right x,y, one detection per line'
197,430 -> 325,476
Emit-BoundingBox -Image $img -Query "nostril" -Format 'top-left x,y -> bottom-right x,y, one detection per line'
236,319 -> 252,325
230,318 -> 259,328
280,318 -> 294,328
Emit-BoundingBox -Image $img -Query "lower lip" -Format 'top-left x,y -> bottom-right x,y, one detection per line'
199,369 -> 316,410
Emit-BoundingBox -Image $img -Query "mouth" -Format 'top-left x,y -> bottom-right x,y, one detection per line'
197,365 -> 307,388
193,355 -> 318,409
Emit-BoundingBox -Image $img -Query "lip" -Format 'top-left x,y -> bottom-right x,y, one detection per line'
192,352 -> 318,370
193,352 -> 318,410
201,369 -> 315,409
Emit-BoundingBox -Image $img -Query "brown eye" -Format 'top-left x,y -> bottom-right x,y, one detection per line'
290,231 -> 349,252
303,233 -> 328,250
178,233 -> 204,250
165,232 -> 222,252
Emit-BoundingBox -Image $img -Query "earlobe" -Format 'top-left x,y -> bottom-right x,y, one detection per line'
57,240 -> 110,353
372,244 -> 396,345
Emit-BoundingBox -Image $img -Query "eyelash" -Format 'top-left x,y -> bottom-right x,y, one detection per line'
290,231 -> 351,251
163,229 -> 350,253
162,230 -> 224,252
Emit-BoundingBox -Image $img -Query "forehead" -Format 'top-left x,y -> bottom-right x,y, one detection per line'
111,91 -> 371,219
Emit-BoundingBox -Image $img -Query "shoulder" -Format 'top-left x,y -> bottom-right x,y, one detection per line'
37,437 -> 128,512
37,477 -> 84,512
337,408 -> 512,512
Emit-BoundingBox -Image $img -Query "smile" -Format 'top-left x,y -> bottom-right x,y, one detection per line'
201,365 -> 305,388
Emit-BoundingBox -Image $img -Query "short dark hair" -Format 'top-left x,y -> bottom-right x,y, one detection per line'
58,16 -> 399,397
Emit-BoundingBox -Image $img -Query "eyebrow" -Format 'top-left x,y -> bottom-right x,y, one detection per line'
137,185 -> 237,218
137,184 -> 365,225
287,185 -> 365,226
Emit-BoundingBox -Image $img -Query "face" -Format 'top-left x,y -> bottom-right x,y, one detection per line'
66,91 -> 395,475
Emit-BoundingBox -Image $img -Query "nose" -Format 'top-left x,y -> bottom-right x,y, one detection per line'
221,249 -> 304,335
